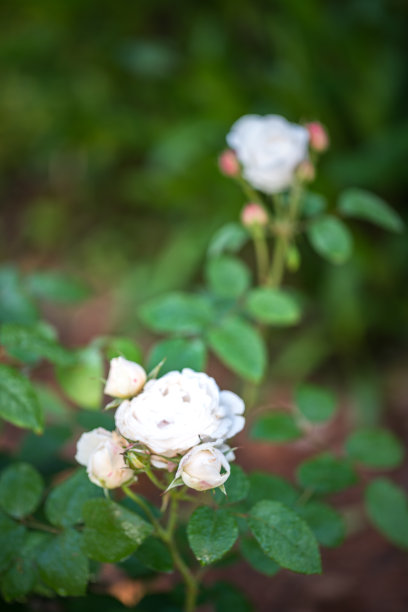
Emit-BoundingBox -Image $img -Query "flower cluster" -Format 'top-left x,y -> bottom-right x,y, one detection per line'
75,357 -> 245,492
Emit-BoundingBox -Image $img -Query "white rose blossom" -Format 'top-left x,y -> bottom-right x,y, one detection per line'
75,427 -> 135,489
174,443 -> 231,491
227,114 -> 309,194
115,368 -> 245,458
104,356 -> 147,399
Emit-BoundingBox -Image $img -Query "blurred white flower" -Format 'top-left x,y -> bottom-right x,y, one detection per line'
75,427 -> 135,489
175,443 -> 231,491
227,114 -> 309,193
104,356 -> 147,399
115,368 -> 245,457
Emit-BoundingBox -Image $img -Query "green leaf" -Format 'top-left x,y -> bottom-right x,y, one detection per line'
295,384 -> 337,423
209,581 -> 253,612
0,463 -> 44,519
187,506 -> 238,565
307,215 -> 353,264
247,472 -> 299,508
338,188 -> 404,233
0,531 -> 50,602
248,500 -> 321,574
208,316 -> 266,382
25,271 -> 90,303
301,192 -> 327,217
365,478 -> 408,549
45,469 -> 103,528
251,412 -> 301,442
0,323 -> 75,366
0,365 -> 43,433
57,346 -> 103,410
246,288 -> 301,326
296,501 -> 345,548
297,452 -> 357,495
346,428 -> 404,469
215,464 -> 250,505
34,384 -> 69,422
147,337 -> 207,375
205,256 -> 251,299
134,536 -> 173,572
0,510 -> 26,572
207,223 -> 249,258
0,266 -> 38,325
240,537 -> 280,576
38,529 -> 89,596
82,498 -> 153,563
139,292 -> 214,334
105,337 -> 143,363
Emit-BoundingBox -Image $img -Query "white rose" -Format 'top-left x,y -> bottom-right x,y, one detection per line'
75,428 -> 135,489
115,368 -> 245,457
104,356 -> 147,399
175,443 -> 231,491
227,114 -> 309,194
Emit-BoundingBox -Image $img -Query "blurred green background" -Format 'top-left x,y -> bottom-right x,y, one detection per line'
0,0 -> 407,382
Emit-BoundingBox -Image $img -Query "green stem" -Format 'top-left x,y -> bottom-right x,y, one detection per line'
236,175 -> 261,203
252,229 -> 269,284
145,467 -> 167,490
122,486 -> 163,534
267,235 -> 287,287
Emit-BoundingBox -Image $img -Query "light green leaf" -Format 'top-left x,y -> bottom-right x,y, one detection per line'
301,192 -> 327,217
0,365 -> 43,433
57,346 -> 103,410
207,223 -> 249,258
248,500 -> 321,574
338,188 -> 404,233
246,472 -> 299,508
105,336 -> 143,363
346,428 -> 404,469
0,323 -> 75,366
38,529 -> 89,596
45,469 -> 103,528
205,255 -> 251,299
296,501 -> 345,548
215,464 -> 250,505
307,215 -> 353,264
246,287 -> 301,326
0,511 -> 26,572
240,537 -> 280,576
147,337 -> 207,375
0,463 -> 44,519
187,506 -> 238,565
208,316 -> 266,382
297,452 -> 357,495
365,478 -> 408,549
134,536 -> 173,572
251,412 -> 301,442
82,498 -> 153,563
295,384 -> 337,423
139,292 -> 214,334
25,271 -> 90,303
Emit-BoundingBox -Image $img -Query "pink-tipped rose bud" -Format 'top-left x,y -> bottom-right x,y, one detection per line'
296,160 -> 315,182
218,149 -> 240,177
306,122 -> 329,152
241,203 -> 269,228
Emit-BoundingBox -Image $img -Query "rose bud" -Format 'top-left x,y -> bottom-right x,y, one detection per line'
306,122 -> 329,152
175,443 -> 231,492
75,428 -> 135,489
296,160 -> 315,183
241,203 -> 269,228
104,356 -> 147,399
218,149 -> 240,177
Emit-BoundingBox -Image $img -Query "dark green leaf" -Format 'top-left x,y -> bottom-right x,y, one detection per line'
0,365 -> 43,433
57,346 -> 103,410
246,288 -> 301,326
105,337 -> 143,363
82,498 -> 153,562
209,581 -> 253,612
215,464 -> 250,505
295,384 -> 337,423
248,500 -> 321,574
208,316 -> 266,382
365,478 -> 408,550
296,501 -> 345,548
338,188 -> 404,233
134,536 -> 173,572
247,472 -> 299,508
297,453 -> 357,495
34,384 -> 69,422
240,537 -> 280,576
187,506 -> 238,565
0,463 -> 44,518
0,510 -> 26,572
147,338 -> 207,375
139,292 -> 214,334
0,266 -> 38,325
251,412 -> 301,442
207,223 -> 249,258
0,323 -> 75,366
45,469 -> 103,528
205,256 -> 251,299
307,215 -> 353,264
346,428 -> 404,469
301,192 -> 327,217
38,529 -> 89,596
25,271 -> 90,303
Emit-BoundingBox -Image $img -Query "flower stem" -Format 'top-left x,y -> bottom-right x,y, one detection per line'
122,486 -> 163,534
267,234 -> 287,287
252,229 -> 269,284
